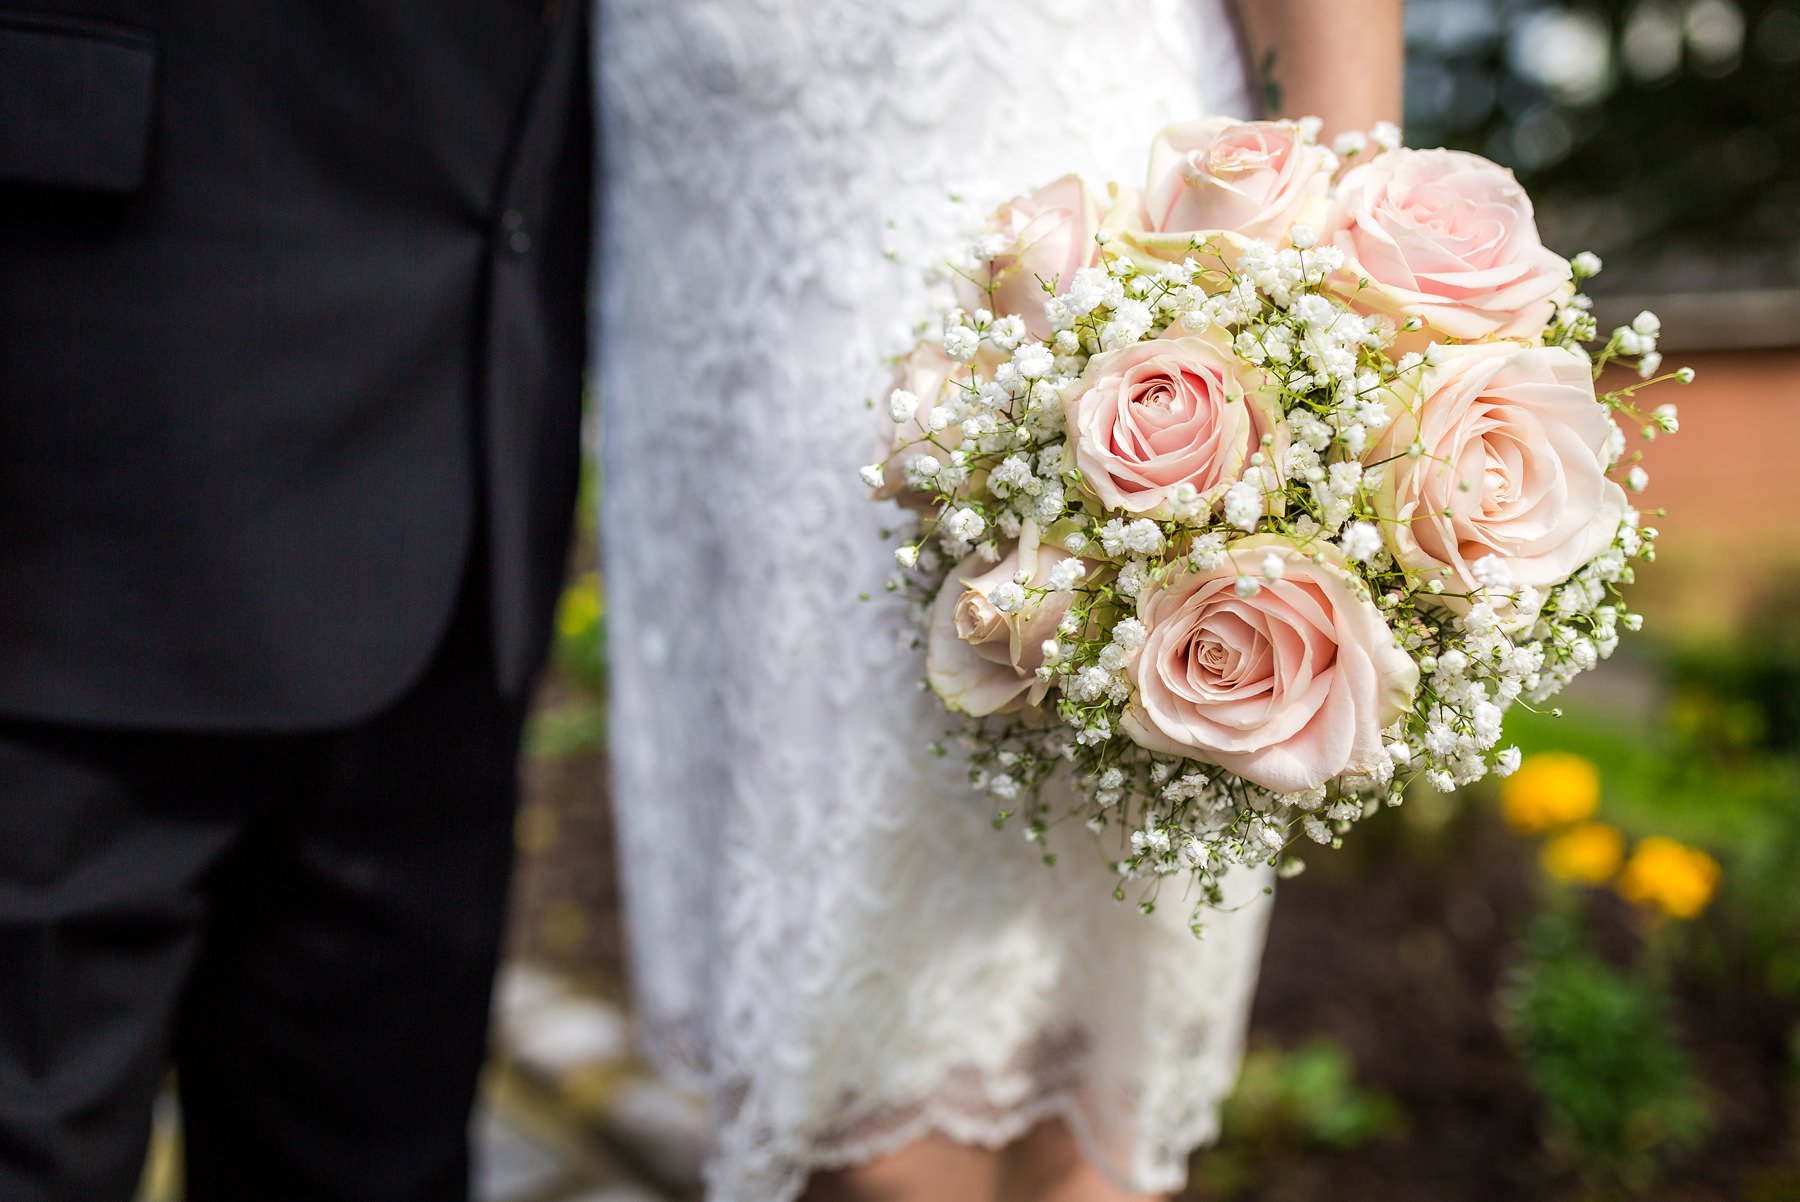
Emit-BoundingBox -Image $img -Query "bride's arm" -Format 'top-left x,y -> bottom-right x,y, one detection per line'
1231,0 -> 1405,136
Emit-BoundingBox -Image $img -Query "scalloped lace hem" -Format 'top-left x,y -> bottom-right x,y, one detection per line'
714,1087 -> 1215,1202
637,1017 -> 1222,1202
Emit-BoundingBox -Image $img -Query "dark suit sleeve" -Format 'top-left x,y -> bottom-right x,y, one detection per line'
0,13 -> 157,192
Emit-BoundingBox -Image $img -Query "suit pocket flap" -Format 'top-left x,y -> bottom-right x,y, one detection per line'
0,14 -> 156,192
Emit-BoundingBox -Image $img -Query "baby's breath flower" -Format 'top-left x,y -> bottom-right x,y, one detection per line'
1048,558 -> 1086,591
1189,532 -> 1226,569
1168,481 -> 1205,520
1223,480 -> 1263,532
989,453 -> 1036,496
1116,559 -> 1151,598
986,314 -> 1026,351
1339,522 -> 1382,564
1472,555 -> 1513,591
988,581 -> 1025,613
1326,460 -> 1363,499
1122,518 -> 1166,556
1013,343 -> 1054,379
888,389 -> 919,424
942,506 -> 985,543
1101,298 -> 1153,349
943,324 -> 979,361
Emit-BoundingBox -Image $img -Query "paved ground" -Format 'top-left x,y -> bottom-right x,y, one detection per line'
137,964 -> 704,1202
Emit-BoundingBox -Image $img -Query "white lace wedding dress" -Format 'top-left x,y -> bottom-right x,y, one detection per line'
597,2 -> 1272,1198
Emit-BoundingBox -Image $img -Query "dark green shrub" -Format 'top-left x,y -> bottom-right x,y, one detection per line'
1499,911 -> 1711,1193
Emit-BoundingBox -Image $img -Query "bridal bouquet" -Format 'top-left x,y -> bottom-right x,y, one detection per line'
861,117 -> 1685,928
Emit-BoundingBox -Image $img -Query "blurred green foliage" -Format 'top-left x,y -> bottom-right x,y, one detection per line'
1198,1040 -> 1402,1196
1499,908 -> 1712,1192
552,570 -> 605,696
1664,584 -> 1800,759
526,690 -> 606,760
1227,1040 -> 1405,1150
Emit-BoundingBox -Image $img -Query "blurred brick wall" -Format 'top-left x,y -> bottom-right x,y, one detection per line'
1625,348 -> 1800,635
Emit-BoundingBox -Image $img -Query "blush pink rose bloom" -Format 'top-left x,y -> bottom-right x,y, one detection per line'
1122,537 -> 1418,794
925,528 -> 1079,716
873,340 -> 961,502
1134,118 -> 1333,256
955,174 -> 1107,339
1322,148 -> 1572,344
1370,342 -> 1625,618
1062,331 -> 1287,519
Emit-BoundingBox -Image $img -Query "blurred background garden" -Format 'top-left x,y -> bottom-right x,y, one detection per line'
159,3 -> 1799,1200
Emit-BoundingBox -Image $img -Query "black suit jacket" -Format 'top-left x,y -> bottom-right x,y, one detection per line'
0,0 -> 591,728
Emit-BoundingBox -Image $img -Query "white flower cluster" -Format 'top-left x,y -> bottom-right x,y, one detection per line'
864,119 -> 1684,932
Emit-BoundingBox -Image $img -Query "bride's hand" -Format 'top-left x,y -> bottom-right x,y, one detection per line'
1231,0 -> 1405,138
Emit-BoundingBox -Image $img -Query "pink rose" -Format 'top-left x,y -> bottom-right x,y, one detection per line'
1322,148 -> 1571,344
1122,537 -> 1418,794
926,528 -> 1079,716
1062,331 -> 1287,518
873,340 -> 962,502
1370,342 -> 1625,617
955,174 -> 1105,339
1135,118 -> 1333,255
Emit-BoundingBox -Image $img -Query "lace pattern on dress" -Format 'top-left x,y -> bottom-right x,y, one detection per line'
596,3 -> 1270,1198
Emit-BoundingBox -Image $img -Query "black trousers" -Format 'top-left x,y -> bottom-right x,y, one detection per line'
0,579 -> 527,1202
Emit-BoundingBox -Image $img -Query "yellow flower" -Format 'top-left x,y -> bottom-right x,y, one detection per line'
1499,752 -> 1601,833
1541,821 -> 1625,885
1616,837 -> 1721,921
556,572 -> 602,640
